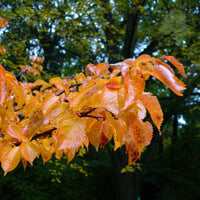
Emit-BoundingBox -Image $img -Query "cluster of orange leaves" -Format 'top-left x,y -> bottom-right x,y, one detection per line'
0,53 -> 186,175
0,16 -> 186,175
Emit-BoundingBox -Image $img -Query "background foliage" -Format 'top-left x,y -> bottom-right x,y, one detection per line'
0,0 -> 199,199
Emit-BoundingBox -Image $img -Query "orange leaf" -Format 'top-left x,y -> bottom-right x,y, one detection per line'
140,92 -> 163,134
162,55 -> 187,78
1,146 -> 21,175
19,142 -> 40,165
106,77 -> 122,89
7,124 -> 23,141
143,64 -> 186,96
50,102 -> 68,128
55,109 -> 86,150
102,87 -> 120,115
100,120 -> 114,148
95,63 -> 109,76
130,119 -> 153,155
32,79 -> 51,91
121,73 -> 145,111
12,84 -> 26,108
69,81 -> 105,112
64,148 -> 76,163
127,142 -> 140,165
42,93 -> 59,115
27,104 -> 44,137
87,119 -> 103,151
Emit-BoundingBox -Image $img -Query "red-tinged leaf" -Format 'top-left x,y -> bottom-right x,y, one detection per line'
130,119 -> 153,155
127,142 -> 140,165
100,120 -> 114,148
162,55 -> 187,78
1,146 -> 21,175
19,142 -> 40,165
42,93 -> 59,115
143,64 -> 186,96
143,121 -> 153,145
55,109 -> 86,150
27,104 -> 44,137
121,73 -> 145,111
7,124 -> 23,141
123,128 -> 140,164
140,92 -> 163,134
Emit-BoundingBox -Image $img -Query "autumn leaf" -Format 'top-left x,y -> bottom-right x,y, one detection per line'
7,124 -> 23,141
140,92 -> 163,134
162,55 -> 187,78
142,64 -> 186,96
1,146 -> 21,175
42,93 -> 59,115
19,142 -> 40,165
55,109 -> 86,150
27,104 -> 44,137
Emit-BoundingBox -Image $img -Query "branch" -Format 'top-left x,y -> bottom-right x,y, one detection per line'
31,128 -> 56,141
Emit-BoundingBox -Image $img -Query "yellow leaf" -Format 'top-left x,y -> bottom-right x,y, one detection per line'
1,146 -> 21,175
69,81 -> 104,112
27,104 -> 44,137
7,124 -> 23,141
49,102 -> 68,128
19,142 -> 40,165
87,119 -> 103,151
32,79 -> 51,91
12,84 -> 26,108
42,93 -> 59,115
55,109 -> 86,150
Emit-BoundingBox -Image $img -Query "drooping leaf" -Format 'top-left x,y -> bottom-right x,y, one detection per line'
162,55 -> 187,78
140,92 -> 163,134
143,64 -> 186,96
